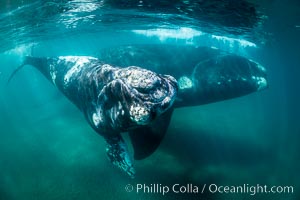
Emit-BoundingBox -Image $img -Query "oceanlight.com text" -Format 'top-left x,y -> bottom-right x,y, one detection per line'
124,183 -> 294,196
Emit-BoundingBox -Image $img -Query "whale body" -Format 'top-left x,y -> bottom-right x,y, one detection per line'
9,55 -> 178,178
8,45 -> 268,178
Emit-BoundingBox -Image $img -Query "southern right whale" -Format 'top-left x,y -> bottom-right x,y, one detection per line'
8,45 -> 267,178
8,55 -> 178,178
98,45 -> 268,107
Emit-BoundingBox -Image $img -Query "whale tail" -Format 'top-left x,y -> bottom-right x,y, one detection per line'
7,56 -> 46,85
7,63 -> 26,85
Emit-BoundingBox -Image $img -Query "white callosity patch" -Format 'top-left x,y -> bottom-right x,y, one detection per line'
92,112 -> 103,127
129,103 -> 150,125
127,68 -> 159,90
92,103 -> 107,128
178,76 -> 193,89
59,56 -> 96,85
113,68 -> 131,80
100,64 -> 115,75
252,76 -> 268,91
152,89 -> 165,100
257,77 -> 268,91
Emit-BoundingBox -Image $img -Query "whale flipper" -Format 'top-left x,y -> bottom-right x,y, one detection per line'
129,109 -> 174,160
105,135 -> 135,178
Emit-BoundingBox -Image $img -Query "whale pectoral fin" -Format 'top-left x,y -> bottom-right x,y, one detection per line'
129,109 -> 174,160
105,135 -> 135,178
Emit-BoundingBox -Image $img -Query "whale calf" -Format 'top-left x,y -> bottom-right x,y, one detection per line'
8,45 -> 268,177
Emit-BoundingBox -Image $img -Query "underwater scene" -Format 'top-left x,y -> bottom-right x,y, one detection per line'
0,0 -> 299,199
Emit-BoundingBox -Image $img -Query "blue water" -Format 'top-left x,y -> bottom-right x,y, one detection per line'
0,1 -> 299,200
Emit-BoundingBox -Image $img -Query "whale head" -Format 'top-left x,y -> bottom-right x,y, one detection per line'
118,67 -> 178,126
95,66 -> 178,131
173,54 -> 269,107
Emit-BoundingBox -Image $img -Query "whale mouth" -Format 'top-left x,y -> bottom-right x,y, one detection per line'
108,67 -> 178,128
